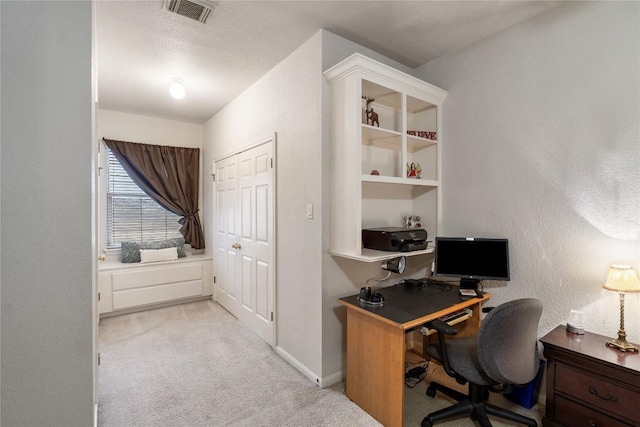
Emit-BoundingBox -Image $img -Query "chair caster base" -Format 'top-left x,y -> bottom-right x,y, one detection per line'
421,418 -> 433,427
426,386 -> 436,398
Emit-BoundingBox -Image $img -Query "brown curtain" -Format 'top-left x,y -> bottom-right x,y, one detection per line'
104,138 -> 205,249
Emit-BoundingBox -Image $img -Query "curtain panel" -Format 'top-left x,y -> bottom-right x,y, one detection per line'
104,138 -> 205,249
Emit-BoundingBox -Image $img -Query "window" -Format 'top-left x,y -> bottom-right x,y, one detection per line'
106,147 -> 183,248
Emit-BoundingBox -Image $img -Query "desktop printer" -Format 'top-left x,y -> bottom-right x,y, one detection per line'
362,227 -> 428,252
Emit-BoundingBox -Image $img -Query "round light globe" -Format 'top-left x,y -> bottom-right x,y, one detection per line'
169,80 -> 186,99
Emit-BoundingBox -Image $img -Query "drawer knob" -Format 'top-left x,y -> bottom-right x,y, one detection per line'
588,420 -> 596,427
588,385 -> 618,403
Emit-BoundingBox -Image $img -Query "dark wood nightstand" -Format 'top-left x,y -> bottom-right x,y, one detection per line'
540,325 -> 640,427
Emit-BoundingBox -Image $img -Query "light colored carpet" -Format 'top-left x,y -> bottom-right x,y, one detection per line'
98,300 -> 379,427
98,300 -> 543,426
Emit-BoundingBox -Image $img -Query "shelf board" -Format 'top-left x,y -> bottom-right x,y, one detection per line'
407,97 -> 437,115
362,125 -> 401,149
361,175 -> 438,188
361,125 -> 436,154
407,135 -> 437,153
329,247 -> 434,262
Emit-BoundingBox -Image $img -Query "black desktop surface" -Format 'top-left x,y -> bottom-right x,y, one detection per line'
339,283 -> 466,325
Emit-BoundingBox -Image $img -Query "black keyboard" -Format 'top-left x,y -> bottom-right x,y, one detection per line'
417,308 -> 471,336
438,309 -> 469,322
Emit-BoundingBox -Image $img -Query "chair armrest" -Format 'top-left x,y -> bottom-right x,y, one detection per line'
426,319 -> 458,336
426,319 -> 458,378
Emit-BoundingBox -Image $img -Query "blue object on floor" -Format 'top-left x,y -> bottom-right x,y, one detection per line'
505,359 -> 546,409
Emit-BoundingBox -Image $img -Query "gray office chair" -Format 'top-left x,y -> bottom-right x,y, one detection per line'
422,298 -> 543,427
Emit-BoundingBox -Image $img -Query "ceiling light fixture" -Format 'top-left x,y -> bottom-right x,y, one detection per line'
169,78 -> 186,99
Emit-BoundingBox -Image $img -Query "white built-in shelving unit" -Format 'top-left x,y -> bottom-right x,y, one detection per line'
324,53 -> 447,262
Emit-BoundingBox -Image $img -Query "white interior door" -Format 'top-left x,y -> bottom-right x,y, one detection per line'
215,155 -> 241,318
214,137 -> 275,346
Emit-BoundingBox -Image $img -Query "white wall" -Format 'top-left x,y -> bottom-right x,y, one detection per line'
415,2 -> 640,340
201,28 -> 420,385
203,32 -> 325,380
96,109 -> 204,255
97,109 -> 202,149
1,2 -> 95,425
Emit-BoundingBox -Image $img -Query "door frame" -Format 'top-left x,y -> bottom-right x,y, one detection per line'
213,133 -> 277,347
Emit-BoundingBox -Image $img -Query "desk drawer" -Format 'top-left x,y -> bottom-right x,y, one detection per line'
555,364 -> 640,420
555,395 -> 632,427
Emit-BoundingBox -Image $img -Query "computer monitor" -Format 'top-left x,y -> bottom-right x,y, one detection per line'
434,237 -> 510,291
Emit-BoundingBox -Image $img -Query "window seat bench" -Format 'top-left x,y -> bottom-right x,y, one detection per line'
98,254 -> 213,317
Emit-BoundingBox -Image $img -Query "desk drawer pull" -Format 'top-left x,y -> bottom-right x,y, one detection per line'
588,386 -> 618,403
588,420 -> 596,427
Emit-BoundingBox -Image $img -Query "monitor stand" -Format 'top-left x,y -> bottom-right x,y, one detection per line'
460,278 -> 483,296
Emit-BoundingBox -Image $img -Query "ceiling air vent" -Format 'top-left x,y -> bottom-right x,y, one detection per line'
164,0 -> 217,24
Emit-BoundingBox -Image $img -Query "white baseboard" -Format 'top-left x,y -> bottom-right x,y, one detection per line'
275,346 -> 344,389
99,295 -> 210,318
319,370 -> 344,388
275,345 -> 320,385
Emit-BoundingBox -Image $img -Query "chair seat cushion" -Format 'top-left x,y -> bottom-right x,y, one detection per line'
429,337 -> 494,386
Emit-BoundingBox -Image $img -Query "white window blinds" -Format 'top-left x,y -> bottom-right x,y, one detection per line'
106,147 -> 183,248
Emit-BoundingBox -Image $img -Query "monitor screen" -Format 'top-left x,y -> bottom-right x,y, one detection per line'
434,237 -> 510,283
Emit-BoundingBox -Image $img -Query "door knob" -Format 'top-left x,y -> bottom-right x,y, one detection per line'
232,243 -> 242,250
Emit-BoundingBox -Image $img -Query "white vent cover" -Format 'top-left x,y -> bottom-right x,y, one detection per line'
164,0 -> 217,24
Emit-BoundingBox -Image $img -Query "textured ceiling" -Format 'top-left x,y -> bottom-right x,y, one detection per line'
96,1 -> 559,124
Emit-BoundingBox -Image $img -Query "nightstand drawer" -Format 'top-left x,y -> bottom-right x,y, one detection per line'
555,395 -> 632,427
555,364 -> 640,420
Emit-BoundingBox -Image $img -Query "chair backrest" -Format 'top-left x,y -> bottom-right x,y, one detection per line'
477,298 -> 543,385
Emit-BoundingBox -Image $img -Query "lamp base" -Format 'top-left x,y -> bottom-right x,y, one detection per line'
606,336 -> 639,352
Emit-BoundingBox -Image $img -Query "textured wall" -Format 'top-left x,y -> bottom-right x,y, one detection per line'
1,2 -> 95,425
415,2 -> 640,340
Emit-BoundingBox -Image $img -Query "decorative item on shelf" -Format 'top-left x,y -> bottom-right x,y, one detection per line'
403,215 -> 423,229
407,130 -> 437,140
358,256 -> 406,307
406,162 -> 422,179
362,95 -> 379,126
370,169 -> 379,175
366,108 -> 379,127
603,264 -> 640,352
361,96 -> 369,124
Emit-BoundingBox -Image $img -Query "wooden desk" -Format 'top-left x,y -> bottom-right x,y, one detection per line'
339,285 -> 490,427
540,326 -> 640,426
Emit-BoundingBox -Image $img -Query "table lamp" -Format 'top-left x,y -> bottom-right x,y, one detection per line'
603,264 -> 640,352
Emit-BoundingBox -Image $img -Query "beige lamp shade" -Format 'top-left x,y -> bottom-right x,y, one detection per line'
603,265 -> 640,293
